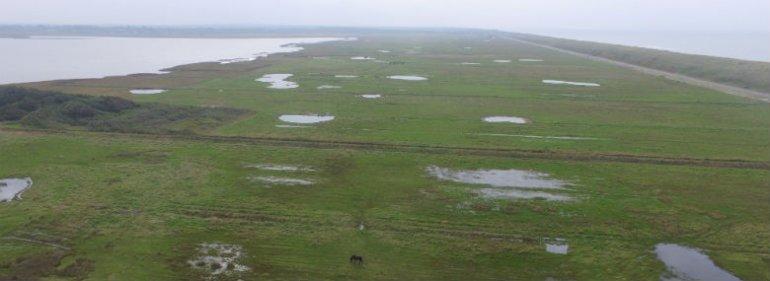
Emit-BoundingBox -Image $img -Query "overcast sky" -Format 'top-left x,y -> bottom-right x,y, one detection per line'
2,0 -> 769,32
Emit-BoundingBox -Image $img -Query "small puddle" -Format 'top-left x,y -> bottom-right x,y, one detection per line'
129,89 -> 166,95
245,163 -> 315,172
188,243 -> 249,277
543,80 -> 600,87
1,178 -> 32,203
388,75 -> 428,81
351,56 -> 376,60
278,114 -> 335,124
483,116 -> 529,124
317,85 -> 341,90
256,74 -> 298,89
545,238 -> 569,254
250,176 -> 314,186
335,75 -> 358,78
519,59 -> 544,62
361,94 -> 382,99
494,60 -> 511,63
655,243 -> 741,281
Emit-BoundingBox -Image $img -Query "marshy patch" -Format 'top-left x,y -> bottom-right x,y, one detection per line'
317,85 -> 342,90
188,243 -> 249,278
542,80 -> 600,87
483,116 -> 529,124
427,166 -> 574,201
387,75 -> 428,81
655,243 -> 741,281
244,163 -> 315,172
249,176 -> 314,186
545,238 -> 569,254
361,94 -> 382,99
129,89 -> 166,95
0,249 -> 94,281
0,177 -> 32,203
256,74 -> 298,89
278,114 -> 335,124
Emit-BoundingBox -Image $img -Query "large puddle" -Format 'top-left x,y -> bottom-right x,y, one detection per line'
188,243 -> 249,277
250,176 -> 314,186
278,114 -> 335,124
483,116 -> 529,124
1,178 -> 32,203
427,166 -> 572,201
129,89 -> 166,95
388,75 -> 428,81
655,243 -> 741,281
427,166 -> 567,189
543,80 -> 600,87
256,74 -> 298,89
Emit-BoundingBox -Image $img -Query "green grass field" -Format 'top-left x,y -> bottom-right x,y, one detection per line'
2,31 -> 769,280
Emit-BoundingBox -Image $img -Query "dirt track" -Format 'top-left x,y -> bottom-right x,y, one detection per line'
4,127 -> 768,170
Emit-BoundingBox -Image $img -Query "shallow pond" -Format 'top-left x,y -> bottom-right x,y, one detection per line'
129,89 -> 166,95
256,74 -> 298,89
655,243 -> 741,281
543,80 -> 600,87
279,114 -> 335,124
0,178 -> 32,202
388,75 -> 428,81
483,116 -> 529,124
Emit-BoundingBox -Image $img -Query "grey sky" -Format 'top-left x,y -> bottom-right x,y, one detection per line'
2,0 -> 769,32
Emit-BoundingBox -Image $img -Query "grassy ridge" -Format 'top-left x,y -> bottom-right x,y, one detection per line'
511,33 -> 770,93
0,86 -> 248,134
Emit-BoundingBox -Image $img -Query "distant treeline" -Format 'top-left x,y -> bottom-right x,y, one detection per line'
0,87 -> 248,134
511,33 -> 770,93
0,25 -> 486,39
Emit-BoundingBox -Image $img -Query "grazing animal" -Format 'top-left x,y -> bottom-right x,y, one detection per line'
349,255 -> 364,265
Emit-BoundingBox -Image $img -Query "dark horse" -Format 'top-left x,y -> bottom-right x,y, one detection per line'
349,255 -> 364,265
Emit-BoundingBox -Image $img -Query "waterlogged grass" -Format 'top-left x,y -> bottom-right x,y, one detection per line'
0,132 -> 768,280
124,35 -> 770,161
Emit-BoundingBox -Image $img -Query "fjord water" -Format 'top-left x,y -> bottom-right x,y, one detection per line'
0,36 -> 339,85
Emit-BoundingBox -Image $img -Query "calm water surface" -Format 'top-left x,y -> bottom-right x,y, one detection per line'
0,36 -> 341,85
